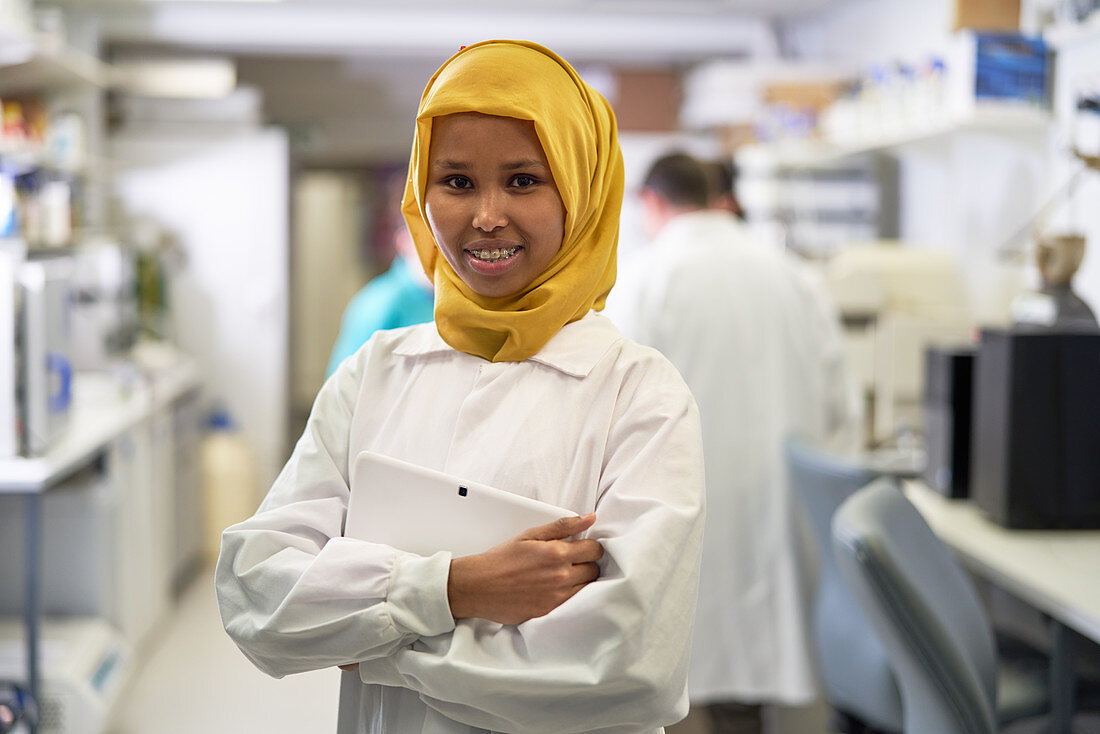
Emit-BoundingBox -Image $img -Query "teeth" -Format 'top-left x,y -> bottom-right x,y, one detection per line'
471,247 -> 517,262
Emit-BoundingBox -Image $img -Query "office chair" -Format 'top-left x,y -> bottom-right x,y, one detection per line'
785,436 -> 903,734
832,479 -> 1051,734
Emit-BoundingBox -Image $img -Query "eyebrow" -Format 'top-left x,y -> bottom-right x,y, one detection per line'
432,159 -> 548,171
502,159 -> 547,171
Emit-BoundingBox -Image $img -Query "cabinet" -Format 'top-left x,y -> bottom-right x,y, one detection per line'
171,394 -> 203,590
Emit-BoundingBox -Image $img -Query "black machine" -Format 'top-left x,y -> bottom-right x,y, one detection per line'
922,346 -> 975,499
969,328 -> 1100,529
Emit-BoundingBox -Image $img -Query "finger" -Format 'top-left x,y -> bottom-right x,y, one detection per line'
566,539 -> 604,564
571,561 -> 601,585
521,513 -> 596,542
338,663 -> 359,672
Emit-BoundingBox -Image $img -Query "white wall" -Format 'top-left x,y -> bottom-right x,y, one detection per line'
780,0 -> 956,67
112,129 -> 290,490
890,132 -> 1049,323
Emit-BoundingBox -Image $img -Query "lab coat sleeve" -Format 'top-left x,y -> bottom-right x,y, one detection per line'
356,357 -> 706,734
214,346 -> 456,678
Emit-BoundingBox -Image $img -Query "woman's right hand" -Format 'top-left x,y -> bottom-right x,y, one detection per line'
447,513 -> 604,625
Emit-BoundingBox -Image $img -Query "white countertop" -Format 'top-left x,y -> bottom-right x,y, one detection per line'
0,345 -> 202,493
905,481 -> 1100,643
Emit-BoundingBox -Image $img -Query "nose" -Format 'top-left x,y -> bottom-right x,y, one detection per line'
471,190 -> 507,232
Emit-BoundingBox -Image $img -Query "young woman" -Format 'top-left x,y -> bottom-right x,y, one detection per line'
216,40 -> 705,734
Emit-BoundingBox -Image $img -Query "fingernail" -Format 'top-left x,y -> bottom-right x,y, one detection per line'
581,512 -> 596,521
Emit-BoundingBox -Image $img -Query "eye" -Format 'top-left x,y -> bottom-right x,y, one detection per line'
443,176 -> 473,190
511,174 -> 539,188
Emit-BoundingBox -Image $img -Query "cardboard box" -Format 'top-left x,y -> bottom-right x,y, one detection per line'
763,80 -> 852,114
952,0 -> 1020,31
612,69 -> 681,132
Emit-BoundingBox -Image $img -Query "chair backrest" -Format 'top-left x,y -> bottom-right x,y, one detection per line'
784,437 -> 903,732
832,479 -> 999,734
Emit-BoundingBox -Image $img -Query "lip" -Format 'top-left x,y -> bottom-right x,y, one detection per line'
463,240 -> 524,276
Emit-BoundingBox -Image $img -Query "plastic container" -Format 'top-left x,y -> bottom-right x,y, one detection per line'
0,170 -> 16,237
200,408 -> 259,564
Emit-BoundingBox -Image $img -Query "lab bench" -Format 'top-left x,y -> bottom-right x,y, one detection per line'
0,348 -> 202,733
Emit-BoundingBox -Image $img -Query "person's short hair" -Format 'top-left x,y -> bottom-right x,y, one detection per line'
702,159 -> 736,201
641,153 -> 710,209
702,158 -> 745,220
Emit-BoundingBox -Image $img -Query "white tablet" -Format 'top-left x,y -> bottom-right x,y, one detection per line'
345,451 -> 572,557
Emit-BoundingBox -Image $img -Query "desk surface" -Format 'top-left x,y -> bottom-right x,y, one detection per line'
0,348 -> 200,492
905,482 -> 1100,643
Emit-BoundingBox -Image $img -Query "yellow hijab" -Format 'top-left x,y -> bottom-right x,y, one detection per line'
401,39 -> 624,362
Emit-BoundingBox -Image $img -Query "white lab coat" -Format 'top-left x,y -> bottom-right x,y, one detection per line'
215,313 -> 705,734
603,211 -> 858,705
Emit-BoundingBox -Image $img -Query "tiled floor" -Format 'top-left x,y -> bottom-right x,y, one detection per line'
107,567 -> 341,734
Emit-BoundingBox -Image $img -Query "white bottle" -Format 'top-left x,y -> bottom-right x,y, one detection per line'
1074,93 -> 1100,159
200,408 -> 259,564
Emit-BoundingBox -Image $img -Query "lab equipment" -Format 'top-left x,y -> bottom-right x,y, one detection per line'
922,345 -> 976,498
1013,233 -> 1098,328
0,680 -> 36,734
971,328 -> 1100,529
0,242 -> 19,458
0,618 -> 129,734
826,243 -> 972,446
944,32 -> 1049,122
16,253 -> 74,457
68,239 -> 138,371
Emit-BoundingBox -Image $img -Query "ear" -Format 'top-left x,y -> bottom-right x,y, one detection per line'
637,187 -> 666,217
637,186 -> 659,206
638,187 -> 670,240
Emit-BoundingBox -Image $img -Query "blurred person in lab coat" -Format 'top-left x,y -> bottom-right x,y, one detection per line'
604,153 -> 858,734
216,40 -> 705,734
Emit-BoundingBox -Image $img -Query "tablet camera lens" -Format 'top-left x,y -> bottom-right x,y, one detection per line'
458,486 -> 468,497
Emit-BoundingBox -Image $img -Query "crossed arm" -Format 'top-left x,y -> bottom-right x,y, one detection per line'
337,512 -> 604,673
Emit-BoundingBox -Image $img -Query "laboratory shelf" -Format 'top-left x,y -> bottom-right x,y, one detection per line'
738,105 -> 1053,169
0,34 -> 117,96
0,26 -> 35,65
0,349 -> 201,492
0,141 -> 90,176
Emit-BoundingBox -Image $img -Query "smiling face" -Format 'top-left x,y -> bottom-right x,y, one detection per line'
424,112 -> 566,299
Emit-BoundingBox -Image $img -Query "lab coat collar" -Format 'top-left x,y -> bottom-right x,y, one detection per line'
392,313 -> 622,378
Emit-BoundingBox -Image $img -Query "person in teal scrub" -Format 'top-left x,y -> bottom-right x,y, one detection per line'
326,223 -> 435,377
